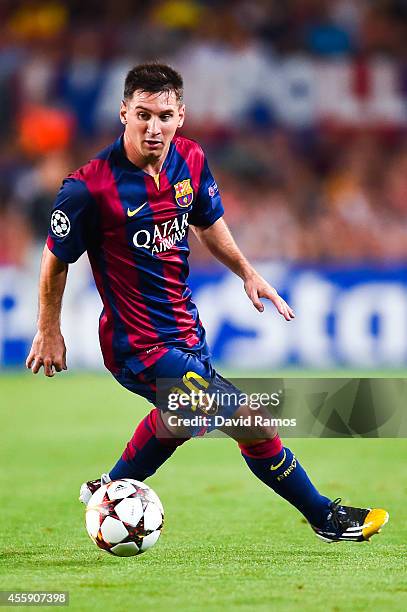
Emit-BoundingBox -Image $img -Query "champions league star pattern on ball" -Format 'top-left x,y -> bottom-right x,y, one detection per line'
85,479 -> 164,557
47,134 -> 223,376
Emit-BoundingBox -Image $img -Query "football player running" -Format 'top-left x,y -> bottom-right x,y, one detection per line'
27,63 -> 388,543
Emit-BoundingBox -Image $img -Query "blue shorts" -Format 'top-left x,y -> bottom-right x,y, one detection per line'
114,345 -> 242,436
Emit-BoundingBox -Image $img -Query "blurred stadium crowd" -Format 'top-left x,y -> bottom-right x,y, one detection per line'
1,0 -> 407,266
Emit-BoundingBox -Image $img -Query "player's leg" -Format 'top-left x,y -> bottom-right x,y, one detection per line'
109,407 -> 189,481
218,403 -> 332,529
152,357 -> 334,529
221,401 -> 388,541
109,364 -> 191,482
79,407 -> 188,504
79,364 -> 190,504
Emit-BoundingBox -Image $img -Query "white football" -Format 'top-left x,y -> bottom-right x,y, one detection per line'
85,479 -> 164,557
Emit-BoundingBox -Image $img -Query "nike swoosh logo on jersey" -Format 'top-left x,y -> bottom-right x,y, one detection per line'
127,202 -> 147,217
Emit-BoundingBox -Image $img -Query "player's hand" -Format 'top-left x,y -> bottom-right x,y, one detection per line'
25,330 -> 67,377
244,272 -> 295,321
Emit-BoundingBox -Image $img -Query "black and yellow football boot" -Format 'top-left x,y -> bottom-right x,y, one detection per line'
311,498 -> 389,543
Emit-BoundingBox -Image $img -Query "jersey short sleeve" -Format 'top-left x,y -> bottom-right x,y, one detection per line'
189,157 -> 224,227
46,178 -> 95,263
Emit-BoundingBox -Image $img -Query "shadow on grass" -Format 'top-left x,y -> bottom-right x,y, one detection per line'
0,548 -> 114,568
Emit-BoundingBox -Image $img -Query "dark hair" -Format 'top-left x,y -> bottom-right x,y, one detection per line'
124,63 -> 184,104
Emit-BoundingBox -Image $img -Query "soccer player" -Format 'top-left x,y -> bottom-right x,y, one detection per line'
26,63 -> 388,543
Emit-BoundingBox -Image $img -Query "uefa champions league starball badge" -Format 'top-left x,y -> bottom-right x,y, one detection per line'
51,210 -> 71,238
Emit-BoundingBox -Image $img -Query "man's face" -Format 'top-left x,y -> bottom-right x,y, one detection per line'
120,89 -> 185,162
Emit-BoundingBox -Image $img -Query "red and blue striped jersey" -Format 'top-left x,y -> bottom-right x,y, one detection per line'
46,135 -> 224,374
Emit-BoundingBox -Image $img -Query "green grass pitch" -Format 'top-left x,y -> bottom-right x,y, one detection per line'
1,373 -> 406,611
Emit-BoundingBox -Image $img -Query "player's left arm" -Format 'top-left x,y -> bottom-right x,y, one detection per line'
192,218 -> 294,321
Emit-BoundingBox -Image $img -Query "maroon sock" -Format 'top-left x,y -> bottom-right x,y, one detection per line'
110,409 -> 189,481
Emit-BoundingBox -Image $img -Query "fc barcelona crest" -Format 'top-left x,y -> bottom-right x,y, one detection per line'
174,179 -> 193,207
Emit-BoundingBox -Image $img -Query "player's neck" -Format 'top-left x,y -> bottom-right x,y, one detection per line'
123,133 -> 169,176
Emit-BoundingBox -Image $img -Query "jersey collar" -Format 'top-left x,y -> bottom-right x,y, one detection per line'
114,133 -> 174,176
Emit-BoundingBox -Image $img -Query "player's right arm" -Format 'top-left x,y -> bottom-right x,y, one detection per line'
26,173 -> 95,377
26,246 -> 68,377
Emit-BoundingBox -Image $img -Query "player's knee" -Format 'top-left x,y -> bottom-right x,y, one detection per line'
237,435 -> 283,457
230,423 -> 278,442
252,422 -> 278,439
156,409 -> 191,445
229,405 -> 278,440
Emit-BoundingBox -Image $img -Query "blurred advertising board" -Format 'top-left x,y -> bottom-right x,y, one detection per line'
1,262 -> 406,369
